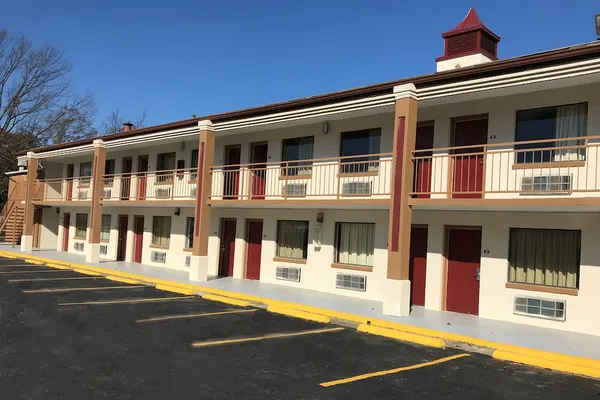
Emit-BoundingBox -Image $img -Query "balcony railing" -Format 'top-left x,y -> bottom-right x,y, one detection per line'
210,153 -> 393,202
32,176 -> 93,202
411,135 -> 600,199
102,168 -> 198,201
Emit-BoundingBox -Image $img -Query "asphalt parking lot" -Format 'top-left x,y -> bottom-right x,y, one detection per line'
0,257 -> 598,399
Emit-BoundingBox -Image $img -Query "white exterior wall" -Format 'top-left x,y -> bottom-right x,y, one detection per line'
414,210 -> 600,336
207,208 -> 390,301
39,208 -> 58,249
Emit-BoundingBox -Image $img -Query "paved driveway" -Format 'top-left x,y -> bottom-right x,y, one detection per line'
0,256 -> 597,399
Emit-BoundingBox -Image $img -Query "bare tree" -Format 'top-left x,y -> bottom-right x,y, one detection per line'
99,109 -> 146,134
0,29 -> 97,205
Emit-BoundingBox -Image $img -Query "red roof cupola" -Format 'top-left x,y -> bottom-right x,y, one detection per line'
436,8 -> 501,71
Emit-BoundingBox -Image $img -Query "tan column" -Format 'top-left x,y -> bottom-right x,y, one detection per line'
190,120 -> 215,281
86,139 -> 107,263
20,152 -> 38,252
383,83 -> 419,317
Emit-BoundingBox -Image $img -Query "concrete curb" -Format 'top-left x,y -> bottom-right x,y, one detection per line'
1,250 -> 599,379
267,304 -> 331,323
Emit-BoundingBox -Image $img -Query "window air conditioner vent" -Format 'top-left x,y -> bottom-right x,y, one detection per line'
335,273 -> 366,292
342,182 -> 372,195
276,266 -> 301,282
514,296 -> 566,321
151,251 -> 167,263
521,175 -> 572,193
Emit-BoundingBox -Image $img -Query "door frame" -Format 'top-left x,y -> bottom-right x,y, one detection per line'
409,223 -> 428,307
218,218 -> 237,276
116,214 -> 129,262
223,145 -> 242,199
249,142 -> 268,199
243,218 -> 263,280
32,208 -> 42,248
442,225 -> 482,311
132,215 -> 144,263
62,212 -> 71,252
448,114 -> 489,195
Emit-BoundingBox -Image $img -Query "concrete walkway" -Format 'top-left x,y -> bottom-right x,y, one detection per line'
3,244 -> 599,361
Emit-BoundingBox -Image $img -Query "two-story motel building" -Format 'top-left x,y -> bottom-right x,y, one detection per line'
3,9 -> 600,336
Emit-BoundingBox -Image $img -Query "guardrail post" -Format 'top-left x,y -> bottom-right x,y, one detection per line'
20,152 -> 38,252
86,139 -> 106,263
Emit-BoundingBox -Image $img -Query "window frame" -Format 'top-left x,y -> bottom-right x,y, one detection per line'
275,220 -> 309,260
339,128 -> 382,174
79,162 -> 93,185
74,213 -> 88,239
156,152 -> 176,183
151,216 -> 172,247
104,159 -> 115,186
190,149 -> 199,181
185,217 -> 194,249
281,136 -> 315,177
100,214 -> 111,241
334,222 -> 376,267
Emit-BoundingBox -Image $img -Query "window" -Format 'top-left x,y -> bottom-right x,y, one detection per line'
508,228 -> 580,289
101,214 -> 111,241
156,152 -> 176,182
191,149 -> 199,181
340,128 -> 381,173
104,159 -> 115,186
515,103 -> 587,164
152,216 -> 172,247
281,136 -> 314,176
185,217 -> 194,249
75,213 -> 88,239
79,162 -> 92,185
276,220 -> 309,259
334,222 -> 375,266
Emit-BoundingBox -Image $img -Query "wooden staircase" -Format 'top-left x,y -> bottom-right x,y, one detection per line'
0,202 -> 24,246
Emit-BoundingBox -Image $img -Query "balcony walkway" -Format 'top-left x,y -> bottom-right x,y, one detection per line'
2,244 -> 599,362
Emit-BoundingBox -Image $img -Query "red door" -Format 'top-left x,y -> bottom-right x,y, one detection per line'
137,155 -> 149,200
250,143 -> 268,200
62,213 -> 70,252
121,157 -> 133,200
66,164 -> 74,201
224,146 -> 241,199
133,216 -> 144,263
245,220 -> 263,280
409,226 -> 428,306
413,125 -> 435,198
446,228 -> 482,315
218,219 -> 237,276
451,118 -> 488,199
116,215 -> 128,262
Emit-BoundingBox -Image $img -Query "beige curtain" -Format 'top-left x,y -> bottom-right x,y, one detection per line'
337,222 -> 375,266
277,221 -> 308,259
75,214 -> 88,239
152,216 -> 172,246
101,214 -> 111,241
554,103 -> 587,161
509,228 -> 580,288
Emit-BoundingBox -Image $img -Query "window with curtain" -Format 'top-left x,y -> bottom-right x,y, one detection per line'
191,149 -> 199,181
156,152 -> 176,182
79,162 -> 92,185
335,222 -> 375,266
515,103 -> 587,164
276,220 -> 309,259
101,214 -> 111,241
185,217 -> 194,249
508,228 -> 580,289
340,128 -> 381,173
152,216 -> 172,246
75,213 -> 88,239
281,136 -> 314,176
104,159 -> 115,186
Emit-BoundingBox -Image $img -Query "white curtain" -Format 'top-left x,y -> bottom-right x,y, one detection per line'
277,221 -> 308,259
337,223 -> 375,266
152,216 -> 172,246
296,137 -> 314,175
554,104 -> 587,161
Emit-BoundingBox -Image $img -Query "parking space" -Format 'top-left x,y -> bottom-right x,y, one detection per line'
0,256 -> 598,399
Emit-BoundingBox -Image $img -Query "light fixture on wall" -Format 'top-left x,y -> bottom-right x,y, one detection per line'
180,142 -> 186,151
322,122 -> 330,134
313,212 -> 324,249
316,212 -> 324,223
174,207 -> 181,216
56,207 -> 60,214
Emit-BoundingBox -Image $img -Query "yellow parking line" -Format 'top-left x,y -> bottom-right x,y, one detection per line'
137,309 -> 258,323
319,353 -> 470,387
22,285 -> 146,293
0,270 -> 72,274
58,296 -> 195,306
191,327 -> 344,348
0,265 -> 39,268
9,277 -> 100,283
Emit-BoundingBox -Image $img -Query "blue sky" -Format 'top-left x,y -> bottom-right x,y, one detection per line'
3,1 -> 599,127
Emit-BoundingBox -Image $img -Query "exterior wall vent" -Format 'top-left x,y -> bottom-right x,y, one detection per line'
282,183 -> 306,197
155,188 -> 171,199
276,266 -> 301,282
521,175 -> 572,193
73,242 -> 85,252
185,255 -> 191,267
100,245 -> 108,255
190,188 -> 197,198
342,182 -> 372,195
151,251 -> 167,263
78,190 -> 88,200
335,273 -> 366,292
103,189 -> 112,198
514,296 -> 566,321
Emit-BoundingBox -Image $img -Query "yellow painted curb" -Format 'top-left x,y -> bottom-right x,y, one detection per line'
489,342 -> 600,370
106,275 -> 142,285
493,350 -> 600,379
0,252 -> 18,259
155,284 -> 197,295
202,293 -> 252,307
45,263 -> 71,270
267,304 -> 331,323
24,259 -> 45,265
71,268 -> 102,276
358,324 -> 446,348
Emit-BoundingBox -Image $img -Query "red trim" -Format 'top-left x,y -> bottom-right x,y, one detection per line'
193,142 -> 205,236
390,116 -> 405,252
435,48 -> 498,62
